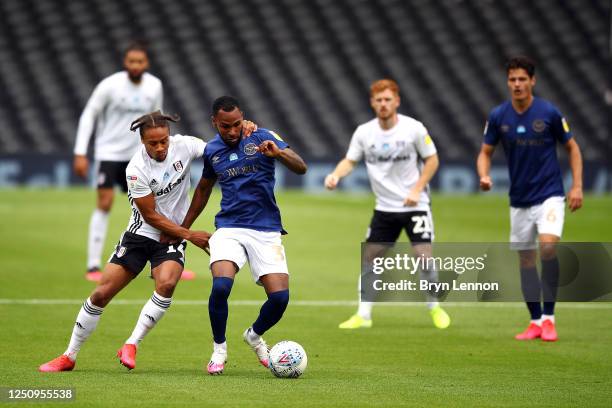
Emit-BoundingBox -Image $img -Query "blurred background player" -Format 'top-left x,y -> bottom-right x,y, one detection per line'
71,42 -> 187,281
180,96 -> 307,375
39,112 -> 212,372
324,79 -> 450,330
477,56 -> 583,342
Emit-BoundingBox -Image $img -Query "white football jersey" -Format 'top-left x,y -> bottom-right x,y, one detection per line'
73,71 -> 163,161
346,114 -> 437,212
125,135 -> 206,241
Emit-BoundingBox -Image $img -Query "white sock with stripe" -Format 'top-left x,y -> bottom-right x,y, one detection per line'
87,209 -> 109,270
64,298 -> 104,361
126,292 -> 171,345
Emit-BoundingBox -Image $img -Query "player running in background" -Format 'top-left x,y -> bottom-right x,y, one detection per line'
40,112 -> 213,372
324,79 -> 450,330
72,42 -> 177,281
180,96 -> 307,375
477,56 -> 583,342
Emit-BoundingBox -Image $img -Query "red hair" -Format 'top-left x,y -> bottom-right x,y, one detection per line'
370,79 -> 399,97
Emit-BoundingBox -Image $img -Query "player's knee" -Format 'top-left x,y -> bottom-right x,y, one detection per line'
210,277 -> 234,300
90,289 -> 112,308
268,289 -> 290,310
539,243 -> 557,261
156,280 -> 177,298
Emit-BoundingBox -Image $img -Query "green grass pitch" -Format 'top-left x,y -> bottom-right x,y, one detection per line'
1,189 -> 611,407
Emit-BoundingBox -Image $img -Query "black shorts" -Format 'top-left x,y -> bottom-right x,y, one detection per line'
366,210 -> 434,244
108,231 -> 187,275
97,161 -> 129,192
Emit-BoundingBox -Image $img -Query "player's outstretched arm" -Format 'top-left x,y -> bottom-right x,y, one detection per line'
133,194 -> 211,250
324,158 -> 356,190
477,143 -> 495,191
258,141 -> 307,174
181,177 -> 217,229
565,138 -> 583,212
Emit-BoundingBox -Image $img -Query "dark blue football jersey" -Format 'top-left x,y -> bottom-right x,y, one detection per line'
202,128 -> 289,232
484,97 -> 572,207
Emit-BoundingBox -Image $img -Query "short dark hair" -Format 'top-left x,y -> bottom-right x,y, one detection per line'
212,96 -> 240,116
506,56 -> 535,77
130,110 -> 180,137
124,40 -> 149,56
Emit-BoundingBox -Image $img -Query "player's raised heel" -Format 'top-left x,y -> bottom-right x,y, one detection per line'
430,306 -> 451,329
338,314 -> 372,329
180,269 -> 196,280
207,347 -> 227,375
515,323 -> 542,340
117,344 -> 137,370
85,267 -> 103,282
243,328 -> 270,368
39,355 -> 75,372
541,319 -> 558,342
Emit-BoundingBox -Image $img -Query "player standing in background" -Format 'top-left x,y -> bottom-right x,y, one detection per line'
324,79 -> 450,330
477,56 -> 583,342
180,96 -> 307,375
71,42 -> 184,281
39,111 -> 212,372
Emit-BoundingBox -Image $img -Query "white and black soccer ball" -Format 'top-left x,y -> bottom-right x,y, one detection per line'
268,340 -> 307,378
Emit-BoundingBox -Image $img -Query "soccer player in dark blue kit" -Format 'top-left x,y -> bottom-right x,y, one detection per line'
477,56 -> 583,342
181,96 -> 307,374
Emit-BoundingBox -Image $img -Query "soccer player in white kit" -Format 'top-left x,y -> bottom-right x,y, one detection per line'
325,79 -> 450,330
72,42 -> 165,282
39,111 -> 212,372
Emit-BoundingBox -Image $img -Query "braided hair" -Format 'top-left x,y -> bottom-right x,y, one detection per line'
130,111 -> 180,137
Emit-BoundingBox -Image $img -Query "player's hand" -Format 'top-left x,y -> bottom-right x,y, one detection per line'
188,230 -> 212,253
479,176 -> 493,191
567,186 -> 583,212
258,140 -> 281,157
73,155 -> 89,178
403,188 -> 420,206
159,232 -> 181,245
324,174 -> 339,190
241,120 -> 258,138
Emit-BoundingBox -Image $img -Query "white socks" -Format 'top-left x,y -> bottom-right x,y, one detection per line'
87,209 -> 109,269
64,298 -> 104,361
126,292 -> 171,345
542,314 -> 555,324
357,301 -> 373,321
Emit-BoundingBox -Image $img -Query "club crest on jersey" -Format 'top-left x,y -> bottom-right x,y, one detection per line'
173,161 -> 184,172
532,119 -> 546,133
516,125 -> 526,134
244,143 -> 258,156
229,153 -> 239,161
116,246 -> 126,258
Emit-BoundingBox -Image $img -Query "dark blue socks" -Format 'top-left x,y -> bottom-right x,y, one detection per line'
209,277 -> 234,344
520,266 -> 542,320
542,257 -> 560,315
252,289 -> 289,336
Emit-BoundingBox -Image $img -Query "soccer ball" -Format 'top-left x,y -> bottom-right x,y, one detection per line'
268,341 -> 307,378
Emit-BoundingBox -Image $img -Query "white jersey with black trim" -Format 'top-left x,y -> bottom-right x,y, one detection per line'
346,114 -> 437,212
73,71 -> 163,162
125,135 -> 206,241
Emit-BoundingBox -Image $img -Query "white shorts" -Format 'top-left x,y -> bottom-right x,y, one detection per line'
209,228 -> 288,285
510,196 -> 565,250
